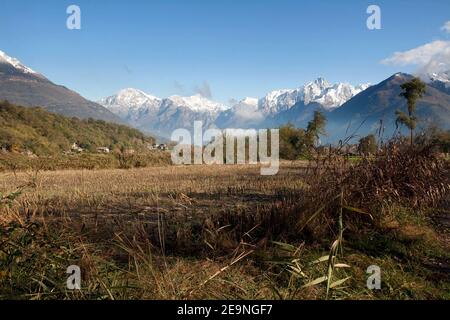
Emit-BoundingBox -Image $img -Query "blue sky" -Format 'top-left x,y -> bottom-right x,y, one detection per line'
1,0 -> 449,103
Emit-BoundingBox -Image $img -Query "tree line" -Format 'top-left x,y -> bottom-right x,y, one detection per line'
0,101 -> 155,155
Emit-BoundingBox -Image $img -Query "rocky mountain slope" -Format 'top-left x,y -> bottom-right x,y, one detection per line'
0,50 -> 122,123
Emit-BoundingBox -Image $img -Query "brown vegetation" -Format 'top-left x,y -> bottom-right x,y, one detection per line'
0,141 -> 449,299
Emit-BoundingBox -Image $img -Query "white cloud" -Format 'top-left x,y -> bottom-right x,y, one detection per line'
381,40 -> 450,76
194,81 -> 212,99
441,21 -> 450,34
381,40 -> 450,66
234,106 -> 264,121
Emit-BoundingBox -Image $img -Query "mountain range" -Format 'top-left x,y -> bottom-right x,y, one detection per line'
99,74 -> 450,142
99,78 -> 372,139
1,50 -> 449,143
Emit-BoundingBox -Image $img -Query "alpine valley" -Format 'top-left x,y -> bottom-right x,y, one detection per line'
1,49 -> 450,142
99,74 -> 450,142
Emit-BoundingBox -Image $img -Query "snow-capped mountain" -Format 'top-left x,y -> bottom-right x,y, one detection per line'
314,83 -> 370,109
303,77 -> 332,105
258,78 -> 370,115
428,71 -> 450,84
99,78 -> 370,138
100,91 -> 228,117
0,50 -> 38,75
0,50 -> 121,123
259,88 -> 304,114
100,90 -> 230,138
165,94 -> 229,113
427,70 -> 450,95
152,95 -> 226,137
99,88 -> 161,122
2,48 -> 448,143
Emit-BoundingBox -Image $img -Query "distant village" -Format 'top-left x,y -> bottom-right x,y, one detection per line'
67,142 -> 168,155
0,142 -> 169,157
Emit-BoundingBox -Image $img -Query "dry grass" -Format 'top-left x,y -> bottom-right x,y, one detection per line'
0,163 -> 309,299
0,151 -> 172,172
0,163 -> 306,224
0,150 -> 449,300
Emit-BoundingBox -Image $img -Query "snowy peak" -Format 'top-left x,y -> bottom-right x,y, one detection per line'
259,78 -> 370,114
303,78 -> 369,109
166,94 -> 229,113
118,88 -> 159,101
305,77 -> 331,93
101,88 -> 229,116
101,78 -> 369,119
303,78 -> 332,105
101,88 -> 161,108
429,71 -> 450,84
0,50 -> 38,75
313,77 -> 331,88
259,88 -> 304,114
98,78 -> 372,139
314,82 -> 371,110
99,88 -> 162,122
